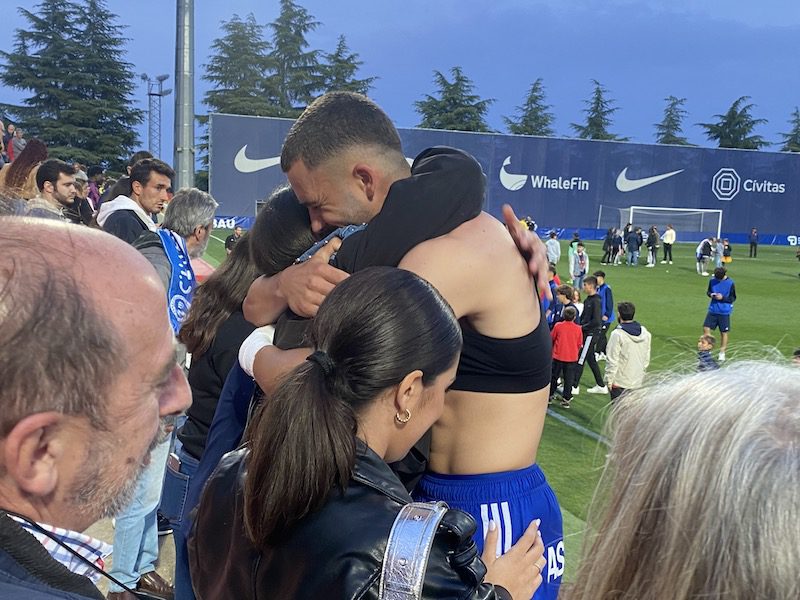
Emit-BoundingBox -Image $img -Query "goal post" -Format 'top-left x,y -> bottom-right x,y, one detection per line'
627,206 -> 722,241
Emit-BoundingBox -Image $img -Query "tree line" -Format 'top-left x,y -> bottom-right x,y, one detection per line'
2,0 -> 799,176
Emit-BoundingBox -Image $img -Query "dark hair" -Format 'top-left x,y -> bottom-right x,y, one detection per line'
4,139 -> 48,191
87,165 -> 104,179
178,231 -> 259,356
281,92 -> 404,171
35,159 -> 74,192
617,301 -> 636,321
793,348 -> 800,358
577,242 -> 585,249
700,334 -> 716,347
593,270 -> 606,278
556,284 -> 574,299
0,223 -> 123,434
249,186 -> 316,277
129,158 -> 174,188
243,267 -> 461,548
548,264 -> 557,275
572,231 -> 580,239
584,276 -> 598,288
714,267 -> 727,280
563,306 -> 577,322
127,150 -> 153,169
549,231 -> 557,239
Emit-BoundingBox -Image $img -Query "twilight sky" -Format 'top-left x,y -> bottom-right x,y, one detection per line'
2,0 -> 799,158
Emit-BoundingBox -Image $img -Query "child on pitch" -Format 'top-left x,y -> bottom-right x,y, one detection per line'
571,243 -> 589,291
544,265 -> 559,328
592,270 -> 615,361
578,276 -> 608,395
793,348 -> 800,366
697,334 -> 719,371
722,239 -> 732,264
695,237 -> 713,276
550,306 -> 583,408
551,284 -> 576,326
703,266 -> 736,362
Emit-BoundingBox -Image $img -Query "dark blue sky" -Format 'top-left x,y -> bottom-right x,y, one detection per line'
3,0 -> 799,158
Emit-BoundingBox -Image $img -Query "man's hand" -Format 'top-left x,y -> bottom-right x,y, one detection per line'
277,238 -> 348,318
503,204 -> 551,300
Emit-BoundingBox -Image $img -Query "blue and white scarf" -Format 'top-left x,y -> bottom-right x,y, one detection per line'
157,229 -> 196,334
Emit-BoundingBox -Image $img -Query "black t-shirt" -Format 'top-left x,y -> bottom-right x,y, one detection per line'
178,310 -> 255,460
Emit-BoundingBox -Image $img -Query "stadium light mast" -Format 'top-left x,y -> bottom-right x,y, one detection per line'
174,0 -> 195,189
142,74 -> 172,158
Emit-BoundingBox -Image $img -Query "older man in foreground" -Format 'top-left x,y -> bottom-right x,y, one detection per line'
0,215 -> 191,599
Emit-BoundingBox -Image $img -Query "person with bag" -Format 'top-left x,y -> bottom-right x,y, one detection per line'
189,267 -> 545,600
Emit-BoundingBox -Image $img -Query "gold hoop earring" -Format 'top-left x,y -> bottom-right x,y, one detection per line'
395,409 -> 411,424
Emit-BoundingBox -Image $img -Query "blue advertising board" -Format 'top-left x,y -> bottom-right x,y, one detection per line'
209,113 -> 799,244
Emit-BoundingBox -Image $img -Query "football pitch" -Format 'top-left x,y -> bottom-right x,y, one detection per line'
204,232 -> 799,579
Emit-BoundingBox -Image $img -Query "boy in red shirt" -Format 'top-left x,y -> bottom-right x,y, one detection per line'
550,305 -> 583,408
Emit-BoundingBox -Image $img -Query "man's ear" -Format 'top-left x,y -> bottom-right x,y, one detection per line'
42,181 -> 54,195
3,412 -> 65,496
352,163 -> 377,202
130,180 -> 143,197
393,370 -> 424,416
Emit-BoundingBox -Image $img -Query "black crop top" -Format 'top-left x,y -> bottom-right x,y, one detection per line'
451,314 -> 552,394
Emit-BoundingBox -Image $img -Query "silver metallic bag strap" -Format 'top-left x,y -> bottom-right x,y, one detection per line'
378,501 -> 449,600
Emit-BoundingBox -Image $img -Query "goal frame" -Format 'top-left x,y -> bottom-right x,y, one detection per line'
627,206 -> 722,240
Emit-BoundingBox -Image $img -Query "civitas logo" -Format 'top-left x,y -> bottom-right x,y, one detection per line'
712,168 -> 741,201
712,167 -> 786,201
500,156 -> 589,192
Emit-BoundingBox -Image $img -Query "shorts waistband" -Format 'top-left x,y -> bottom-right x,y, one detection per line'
417,464 -> 548,502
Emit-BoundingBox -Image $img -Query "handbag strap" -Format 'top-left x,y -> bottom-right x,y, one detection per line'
378,501 -> 449,600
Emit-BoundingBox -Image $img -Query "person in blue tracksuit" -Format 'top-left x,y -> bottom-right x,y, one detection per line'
703,267 -> 736,362
592,271 -> 615,357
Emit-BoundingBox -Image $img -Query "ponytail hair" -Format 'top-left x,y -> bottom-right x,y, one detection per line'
243,267 -> 461,548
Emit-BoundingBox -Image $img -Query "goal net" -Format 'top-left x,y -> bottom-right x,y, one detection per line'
596,205 -> 722,241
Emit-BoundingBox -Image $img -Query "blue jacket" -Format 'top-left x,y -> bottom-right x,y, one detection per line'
597,282 -> 615,324
0,514 -> 104,600
707,277 -> 736,315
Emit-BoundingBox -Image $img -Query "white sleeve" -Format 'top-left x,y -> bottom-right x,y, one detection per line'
238,325 -> 276,377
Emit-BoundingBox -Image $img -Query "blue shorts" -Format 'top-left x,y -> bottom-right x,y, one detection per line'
413,464 -> 563,600
704,312 -> 731,332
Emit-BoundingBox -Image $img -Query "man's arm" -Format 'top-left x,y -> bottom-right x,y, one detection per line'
723,282 -> 736,304
242,240 -> 348,325
501,205 -> 551,300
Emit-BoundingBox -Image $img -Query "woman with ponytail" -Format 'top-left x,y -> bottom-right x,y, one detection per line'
189,267 -> 545,600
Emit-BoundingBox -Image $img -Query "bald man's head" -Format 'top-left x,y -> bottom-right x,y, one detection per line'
0,218 -> 191,530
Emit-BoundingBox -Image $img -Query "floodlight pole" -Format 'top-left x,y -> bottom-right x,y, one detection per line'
143,75 -> 172,158
174,0 -> 195,190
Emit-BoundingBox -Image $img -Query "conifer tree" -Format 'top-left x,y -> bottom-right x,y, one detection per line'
0,0 -> 142,168
503,79 -> 555,137
654,96 -> 690,145
779,107 -> 800,152
698,96 -> 769,150
415,67 -> 494,132
571,80 -> 627,141
320,35 -> 376,95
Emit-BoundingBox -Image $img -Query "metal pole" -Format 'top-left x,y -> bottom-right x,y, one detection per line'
174,0 -> 194,189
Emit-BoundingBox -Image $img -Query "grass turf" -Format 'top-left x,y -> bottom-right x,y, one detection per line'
203,232 -> 799,579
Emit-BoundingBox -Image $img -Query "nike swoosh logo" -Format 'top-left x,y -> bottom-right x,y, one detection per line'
234,145 -> 282,173
616,167 -> 684,192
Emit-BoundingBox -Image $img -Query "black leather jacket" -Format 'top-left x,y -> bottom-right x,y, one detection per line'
188,444 -> 511,600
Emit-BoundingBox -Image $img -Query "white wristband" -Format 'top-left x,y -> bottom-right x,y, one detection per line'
238,325 -> 275,377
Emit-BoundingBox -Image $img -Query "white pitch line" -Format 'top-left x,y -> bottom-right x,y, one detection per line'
547,409 -> 609,446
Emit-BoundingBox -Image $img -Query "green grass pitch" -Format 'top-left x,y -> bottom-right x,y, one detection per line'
204,231 -> 799,579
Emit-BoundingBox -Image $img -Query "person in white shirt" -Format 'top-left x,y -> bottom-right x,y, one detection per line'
546,231 -> 561,266
660,225 -> 676,264
605,301 -> 651,401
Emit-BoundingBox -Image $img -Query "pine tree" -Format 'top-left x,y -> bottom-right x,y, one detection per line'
570,80 -> 627,141
320,35 -> 376,95
503,78 -> 555,137
197,13 -> 277,185
415,67 -> 494,132
779,107 -> 800,152
268,0 -> 322,117
0,0 -> 142,168
698,96 -> 769,150
202,14 -> 277,118
654,96 -> 690,145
